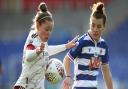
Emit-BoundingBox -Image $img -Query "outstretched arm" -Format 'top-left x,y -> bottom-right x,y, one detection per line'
48,35 -> 79,56
48,44 -> 66,56
101,64 -> 113,89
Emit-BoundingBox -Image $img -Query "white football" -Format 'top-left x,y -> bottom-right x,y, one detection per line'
45,58 -> 64,84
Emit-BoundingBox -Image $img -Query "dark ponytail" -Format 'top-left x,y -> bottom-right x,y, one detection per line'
38,2 -> 48,13
31,2 -> 53,28
91,2 -> 106,26
96,3 -> 104,14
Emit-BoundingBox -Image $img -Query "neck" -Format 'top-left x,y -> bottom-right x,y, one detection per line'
88,31 -> 100,42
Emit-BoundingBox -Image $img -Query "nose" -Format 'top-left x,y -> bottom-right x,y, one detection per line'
93,27 -> 98,32
46,31 -> 51,36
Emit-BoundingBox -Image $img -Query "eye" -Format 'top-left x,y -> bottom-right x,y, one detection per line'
91,23 -> 95,28
45,28 -> 49,31
45,28 -> 52,32
97,25 -> 102,28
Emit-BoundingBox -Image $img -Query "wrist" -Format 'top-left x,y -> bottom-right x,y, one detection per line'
36,48 -> 42,54
65,75 -> 71,77
65,44 -> 68,49
65,43 -> 71,49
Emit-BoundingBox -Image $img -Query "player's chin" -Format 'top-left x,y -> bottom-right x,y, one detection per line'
44,37 -> 49,42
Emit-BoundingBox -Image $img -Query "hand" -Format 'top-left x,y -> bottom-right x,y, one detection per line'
65,35 -> 79,49
62,77 -> 72,89
36,42 -> 45,54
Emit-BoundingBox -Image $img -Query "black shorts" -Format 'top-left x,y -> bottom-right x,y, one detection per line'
13,86 -> 25,89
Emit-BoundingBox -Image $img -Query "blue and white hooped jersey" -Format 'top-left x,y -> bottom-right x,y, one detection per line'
68,33 -> 109,89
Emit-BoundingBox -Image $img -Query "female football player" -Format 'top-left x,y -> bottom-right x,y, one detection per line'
63,2 -> 113,89
13,2 -> 78,89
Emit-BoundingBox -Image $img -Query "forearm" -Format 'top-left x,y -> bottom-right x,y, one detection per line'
102,64 -> 113,89
48,44 -> 66,56
104,71 -> 113,89
25,50 -> 39,62
63,55 -> 71,76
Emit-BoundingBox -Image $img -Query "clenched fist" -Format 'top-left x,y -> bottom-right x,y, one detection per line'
36,42 -> 45,54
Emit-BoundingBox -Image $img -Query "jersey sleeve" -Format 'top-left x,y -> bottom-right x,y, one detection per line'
48,44 -> 66,56
68,41 -> 81,61
23,30 -> 38,62
24,30 -> 36,50
102,43 -> 109,64
26,44 -> 35,50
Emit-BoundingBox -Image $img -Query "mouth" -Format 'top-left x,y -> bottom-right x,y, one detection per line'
45,37 -> 49,40
41,37 -> 49,42
93,33 -> 99,37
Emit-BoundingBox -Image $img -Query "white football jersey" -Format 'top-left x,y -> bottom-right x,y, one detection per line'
14,30 -> 66,89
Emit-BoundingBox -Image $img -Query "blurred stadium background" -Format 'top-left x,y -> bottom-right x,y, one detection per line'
0,0 -> 128,89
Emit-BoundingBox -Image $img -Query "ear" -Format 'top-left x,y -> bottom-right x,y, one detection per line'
102,26 -> 106,31
103,23 -> 106,30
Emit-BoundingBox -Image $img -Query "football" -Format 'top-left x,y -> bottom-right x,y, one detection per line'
45,58 -> 64,84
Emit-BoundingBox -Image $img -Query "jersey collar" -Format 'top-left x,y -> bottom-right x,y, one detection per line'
87,31 -> 103,43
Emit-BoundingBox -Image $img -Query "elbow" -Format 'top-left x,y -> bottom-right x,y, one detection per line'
63,55 -> 71,66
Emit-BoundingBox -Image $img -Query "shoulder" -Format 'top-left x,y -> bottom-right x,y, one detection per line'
29,30 -> 38,39
78,34 -> 89,43
78,33 -> 93,46
24,30 -> 38,46
100,38 -> 108,49
27,30 -> 38,41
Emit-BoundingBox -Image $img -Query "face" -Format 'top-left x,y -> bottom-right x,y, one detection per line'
37,21 -> 54,42
89,17 -> 105,41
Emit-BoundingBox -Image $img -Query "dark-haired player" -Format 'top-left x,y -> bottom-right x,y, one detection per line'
63,2 -> 113,89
